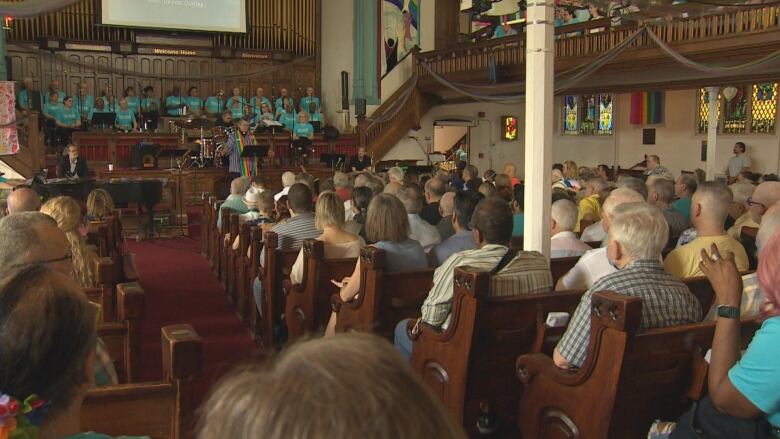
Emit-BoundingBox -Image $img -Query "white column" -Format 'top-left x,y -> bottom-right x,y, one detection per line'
523,0 -> 554,258
706,87 -> 719,180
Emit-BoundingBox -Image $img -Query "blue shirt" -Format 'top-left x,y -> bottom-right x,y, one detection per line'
74,95 -> 94,117
17,89 -> 41,110
184,96 -> 203,112
166,96 -> 185,116
430,231 -> 477,267
251,96 -> 272,112
278,111 -> 296,131
55,106 -> 80,126
140,97 -> 161,113
204,96 -> 225,115
293,122 -> 313,139
43,102 -> 62,119
375,239 -> 428,273
310,112 -> 324,123
115,109 -> 136,130
673,196 -> 692,224
229,104 -> 245,119
44,90 -> 65,104
512,213 -> 524,237
125,96 -> 140,114
299,95 -> 320,111
275,96 -> 295,114
226,96 -> 246,112
729,317 -> 780,427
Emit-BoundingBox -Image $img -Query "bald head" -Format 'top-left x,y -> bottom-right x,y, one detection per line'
383,181 -> 402,197
601,188 -> 645,232
439,192 -> 455,217
6,188 -> 41,214
750,181 -> 780,223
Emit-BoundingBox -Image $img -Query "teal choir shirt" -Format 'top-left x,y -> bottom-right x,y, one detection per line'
293,122 -> 314,139
125,96 -> 140,114
229,104 -> 245,119
18,89 -> 41,110
512,213 -> 524,237
184,96 -> 203,112
43,90 -> 65,105
299,96 -> 320,111
204,97 -> 225,115
56,106 -> 81,126
140,98 -> 161,113
275,97 -> 295,114
226,96 -> 247,112
165,96 -> 186,116
672,196 -> 692,225
250,96 -> 272,112
310,112 -> 324,123
43,102 -> 62,119
74,95 -> 94,117
115,109 -> 136,130
278,111 -> 297,131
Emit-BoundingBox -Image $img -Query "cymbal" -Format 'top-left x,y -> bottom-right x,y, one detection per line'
174,118 -> 214,129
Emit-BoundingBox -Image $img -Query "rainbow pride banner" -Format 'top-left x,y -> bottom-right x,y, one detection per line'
630,91 -> 664,125
236,132 -> 254,177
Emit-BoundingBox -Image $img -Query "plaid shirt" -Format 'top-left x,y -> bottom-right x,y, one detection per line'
421,244 -> 552,330
557,259 -> 701,368
94,337 -> 119,387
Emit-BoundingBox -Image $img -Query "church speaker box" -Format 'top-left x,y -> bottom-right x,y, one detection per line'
341,71 -> 349,110
355,98 -> 366,117
642,128 -> 656,145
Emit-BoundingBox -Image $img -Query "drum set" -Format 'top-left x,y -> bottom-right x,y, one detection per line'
169,117 -> 235,168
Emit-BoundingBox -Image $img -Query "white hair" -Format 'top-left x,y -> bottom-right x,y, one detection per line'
387,167 -> 405,183
333,171 -> 350,189
609,203 -> 669,261
551,199 -> 578,232
281,171 -> 296,188
602,187 -> 645,217
757,203 -> 780,252
729,182 -> 755,206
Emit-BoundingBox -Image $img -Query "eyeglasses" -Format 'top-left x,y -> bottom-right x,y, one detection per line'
746,197 -> 767,209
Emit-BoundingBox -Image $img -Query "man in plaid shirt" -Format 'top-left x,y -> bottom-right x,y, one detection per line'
554,203 -> 701,369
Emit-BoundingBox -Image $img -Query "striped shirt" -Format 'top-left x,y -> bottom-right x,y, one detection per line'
557,259 -> 701,368
271,212 -> 319,250
421,244 -> 552,330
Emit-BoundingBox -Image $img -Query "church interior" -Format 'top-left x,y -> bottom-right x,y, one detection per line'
0,0 -> 779,438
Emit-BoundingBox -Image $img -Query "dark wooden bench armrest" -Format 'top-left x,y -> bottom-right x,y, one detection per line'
516,353 -> 583,387
162,324 -> 202,382
116,282 -> 146,321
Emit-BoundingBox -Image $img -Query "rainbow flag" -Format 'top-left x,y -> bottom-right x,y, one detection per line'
236,132 -> 254,177
630,91 -> 664,125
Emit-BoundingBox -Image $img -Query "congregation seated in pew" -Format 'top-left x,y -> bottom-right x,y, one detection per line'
429,191 -> 482,267
41,196 -> 100,288
85,189 -> 115,224
550,198 -> 592,259
554,202 -> 702,369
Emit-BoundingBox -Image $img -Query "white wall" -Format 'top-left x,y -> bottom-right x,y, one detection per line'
321,0 -> 354,129
383,89 -> 780,178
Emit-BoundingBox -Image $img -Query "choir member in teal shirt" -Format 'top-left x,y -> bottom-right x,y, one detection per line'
305,102 -> 325,125
274,88 -> 295,116
251,87 -> 272,114
205,90 -> 226,118
254,102 -> 275,125
226,87 -> 247,114
293,112 -> 314,139
43,79 -> 65,105
88,97 -> 112,122
55,96 -> 82,129
115,98 -> 137,132
185,86 -> 204,116
74,83 -> 94,123
124,86 -> 140,114
299,87 -> 320,113
166,86 -> 186,116
228,96 -> 245,120
17,77 -> 40,114
277,100 -> 297,131
103,95 -> 119,113
140,86 -> 161,114
43,92 -> 63,122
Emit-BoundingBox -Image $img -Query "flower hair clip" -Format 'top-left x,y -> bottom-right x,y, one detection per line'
0,392 -> 49,439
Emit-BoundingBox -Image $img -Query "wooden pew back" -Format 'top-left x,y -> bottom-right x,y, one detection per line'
285,239 -> 357,341
82,324 -> 202,439
84,257 -> 118,322
97,282 -> 146,383
410,267 -> 584,436
235,222 -> 252,322
332,246 -> 434,340
256,232 -> 299,347
550,256 -> 580,286
516,291 -> 760,439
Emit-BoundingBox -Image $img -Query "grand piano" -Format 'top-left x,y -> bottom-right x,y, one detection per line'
34,178 -> 165,236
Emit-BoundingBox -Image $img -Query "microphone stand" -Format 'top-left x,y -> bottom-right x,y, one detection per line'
409,136 -> 433,168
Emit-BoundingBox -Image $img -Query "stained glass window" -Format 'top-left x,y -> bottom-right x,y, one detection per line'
598,94 -> 613,135
580,94 -> 597,135
722,86 -> 747,134
697,88 -> 721,134
563,95 -> 579,135
751,83 -> 778,134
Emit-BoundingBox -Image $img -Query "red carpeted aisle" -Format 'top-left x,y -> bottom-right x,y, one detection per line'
127,235 -> 258,405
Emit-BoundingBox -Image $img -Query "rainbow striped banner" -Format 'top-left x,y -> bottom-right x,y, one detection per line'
630,91 -> 664,125
236,132 -> 254,177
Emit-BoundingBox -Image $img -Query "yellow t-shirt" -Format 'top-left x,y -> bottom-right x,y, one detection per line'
575,194 -> 601,233
663,234 -> 749,279
727,211 -> 759,240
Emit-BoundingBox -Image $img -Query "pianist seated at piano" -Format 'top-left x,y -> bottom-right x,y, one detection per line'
114,98 -> 138,132
277,98 -> 297,131
57,144 -> 89,179
293,111 -> 314,140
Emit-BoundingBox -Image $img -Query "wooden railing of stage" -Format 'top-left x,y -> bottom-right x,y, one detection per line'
417,5 -> 780,79
7,0 -> 316,55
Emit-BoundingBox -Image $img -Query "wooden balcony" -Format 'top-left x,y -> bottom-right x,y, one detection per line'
416,5 -> 780,99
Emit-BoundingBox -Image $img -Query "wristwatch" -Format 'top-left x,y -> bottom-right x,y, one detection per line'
717,305 -> 740,319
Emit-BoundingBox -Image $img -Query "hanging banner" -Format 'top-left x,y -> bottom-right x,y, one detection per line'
0,81 -> 20,155
630,91 -> 664,125
382,0 -> 420,76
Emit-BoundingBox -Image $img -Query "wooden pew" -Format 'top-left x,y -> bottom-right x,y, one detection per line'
85,257 -> 118,322
82,324 -> 202,439
97,282 -> 146,383
331,246 -> 434,340
225,212 -> 241,304
408,267 -> 584,436
516,291 -> 760,439
683,276 -> 717,317
550,256 -> 580,286
217,208 -> 233,285
200,194 -> 213,256
255,232 -> 299,347
248,226 -> 264,337
284,239 -> 357,341
207,198 -> 222,269
234,222 -> 252,323
87,222 -> 110,258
